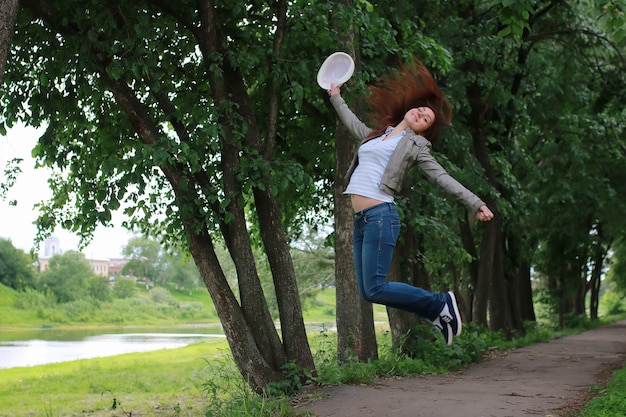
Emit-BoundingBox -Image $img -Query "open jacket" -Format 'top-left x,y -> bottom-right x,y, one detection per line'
330,94 -> 485,213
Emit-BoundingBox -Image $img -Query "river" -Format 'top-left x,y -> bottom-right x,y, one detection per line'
0,326 -> 226,369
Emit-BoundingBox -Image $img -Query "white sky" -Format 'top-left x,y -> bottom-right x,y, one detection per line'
0,124 -> 132,259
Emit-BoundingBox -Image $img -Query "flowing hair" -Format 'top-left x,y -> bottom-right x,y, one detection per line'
366,59 -> 452,144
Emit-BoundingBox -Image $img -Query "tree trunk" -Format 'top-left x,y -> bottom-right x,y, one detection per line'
458,217 -> 479,322
514,260 -> 535,324
0,0 -> 19,84
506,231 -> 536,326
254,187 -> 316,372
487,216 -> 515,337
589,233 -> 609,321
332,0 -> 378,363
189,232 -> 284,392
333,95 -> 378,363
387,230 -> 422,353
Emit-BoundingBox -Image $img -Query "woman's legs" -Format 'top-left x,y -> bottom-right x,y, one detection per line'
353,203 -> 445,321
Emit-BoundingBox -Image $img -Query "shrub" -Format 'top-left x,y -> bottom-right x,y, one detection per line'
14,288 -> 55,310
149,287 -> 177,306
112,278 -> 137,299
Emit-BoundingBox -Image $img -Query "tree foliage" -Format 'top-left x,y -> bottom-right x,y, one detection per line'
122,236 -> 164,282
0,237 -> 35,290
37,250 -> 99,303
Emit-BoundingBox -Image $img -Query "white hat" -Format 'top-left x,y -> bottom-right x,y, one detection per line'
317,52 -> 355,89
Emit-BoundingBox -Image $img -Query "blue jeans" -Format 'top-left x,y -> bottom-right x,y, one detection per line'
353,202 -> 445,321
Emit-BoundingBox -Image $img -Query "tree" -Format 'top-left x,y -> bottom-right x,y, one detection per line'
122,236 -> 164,283
163,251 -> 201,292
0,237 -> 35,290
37,250 -> 95,303
3,0 -> 321,392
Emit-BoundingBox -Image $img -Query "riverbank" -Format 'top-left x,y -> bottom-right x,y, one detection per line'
0,338 -> 230,417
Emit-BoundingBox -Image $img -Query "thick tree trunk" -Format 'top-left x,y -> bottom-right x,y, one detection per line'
160,0 -> 315,388
189,232 -> 283,393
0,0 -> 19,84
473,228 -> 492,326
487,217 -> 515,336
332,0 -> 378,363
517,261 -> 536,323
221,149 -> 287,371
387,231 -> 422,353
254,187 -> 316,372
458,217 -> 479,322
333,102 -> 378,363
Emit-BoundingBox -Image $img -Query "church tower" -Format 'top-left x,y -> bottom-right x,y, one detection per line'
43,236 -> 62,257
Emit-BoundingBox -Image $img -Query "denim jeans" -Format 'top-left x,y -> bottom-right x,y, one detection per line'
353,202 -> 445,321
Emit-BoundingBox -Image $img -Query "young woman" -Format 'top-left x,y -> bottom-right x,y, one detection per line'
328,59 -> 494,345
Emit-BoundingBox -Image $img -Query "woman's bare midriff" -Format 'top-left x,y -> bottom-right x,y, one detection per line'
351,194 -> 385,213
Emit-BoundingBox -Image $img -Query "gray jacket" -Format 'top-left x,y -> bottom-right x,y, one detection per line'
330,94 -> 485,213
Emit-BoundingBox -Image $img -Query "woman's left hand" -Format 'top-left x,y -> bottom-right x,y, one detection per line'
476,205 -> 494,222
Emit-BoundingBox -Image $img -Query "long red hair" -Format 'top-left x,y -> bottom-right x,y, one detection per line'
366,59 -> 452,144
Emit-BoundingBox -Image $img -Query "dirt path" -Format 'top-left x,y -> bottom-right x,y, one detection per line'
299,320 -> 626,417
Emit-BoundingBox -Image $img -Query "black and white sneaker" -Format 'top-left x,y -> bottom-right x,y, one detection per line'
440,291 -> 462,337
432,316 -> 453,346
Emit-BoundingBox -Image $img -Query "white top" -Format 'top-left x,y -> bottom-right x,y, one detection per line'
344,129 -> 405,202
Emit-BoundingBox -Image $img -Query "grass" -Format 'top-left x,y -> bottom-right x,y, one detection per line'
580,367 -> 626,417
0,339 -> 230,417
0,283 -> 41,326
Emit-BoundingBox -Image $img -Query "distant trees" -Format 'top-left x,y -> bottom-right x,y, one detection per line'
37,250 -> 106,302
122,236 -> 164,283
0,237 -> 35,290
164,251 -> 202,292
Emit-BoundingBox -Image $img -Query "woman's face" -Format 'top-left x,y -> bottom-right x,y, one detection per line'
404,107 -> 435,134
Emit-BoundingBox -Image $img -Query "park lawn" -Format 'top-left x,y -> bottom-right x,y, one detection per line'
0,339 -> 230,417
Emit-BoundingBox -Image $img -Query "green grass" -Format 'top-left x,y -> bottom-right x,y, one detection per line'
580,367 -> 626,417
0,283 -> 41,326
0,339 -> 230,417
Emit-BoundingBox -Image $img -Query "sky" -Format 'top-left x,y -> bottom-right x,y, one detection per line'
0,124 -> 132,259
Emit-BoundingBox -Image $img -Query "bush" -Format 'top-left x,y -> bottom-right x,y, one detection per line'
61,298 -> 98,322
88,276 -> 112,301
179,302 -> 204,319
600,291 -> 626,316
14,288 -> 55,310
112,278 -> 137,299
149,287 -> 177,306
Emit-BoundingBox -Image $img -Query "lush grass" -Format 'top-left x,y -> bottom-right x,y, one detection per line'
0,339 -> 230,417
0,283 -> 221,329
0,283 -> 41,326
580,367 -> 626,417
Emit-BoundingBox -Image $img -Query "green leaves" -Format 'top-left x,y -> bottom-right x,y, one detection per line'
496,0 -> 534,42
597,0 -> 626,43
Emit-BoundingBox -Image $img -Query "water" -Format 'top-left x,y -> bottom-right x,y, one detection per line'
0,326 -> 225,369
